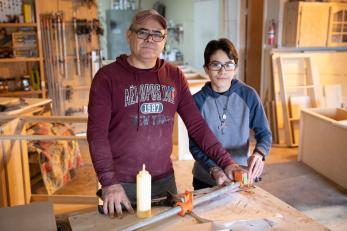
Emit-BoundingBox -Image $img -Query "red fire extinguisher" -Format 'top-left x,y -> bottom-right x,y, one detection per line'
267,20 -> 275,46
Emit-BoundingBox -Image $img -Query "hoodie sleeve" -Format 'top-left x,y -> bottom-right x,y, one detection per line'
176,69 -> 234,169
87,70 -> 119,186
189,137 -> 218,171
248,89 -> 272,159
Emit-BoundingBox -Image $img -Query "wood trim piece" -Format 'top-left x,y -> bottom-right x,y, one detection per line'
31,194 -> 98,204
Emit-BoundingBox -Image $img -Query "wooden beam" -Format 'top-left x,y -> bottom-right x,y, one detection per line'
0,115 -> 88,123
0,135 -> 86,141
31,194 -> 98,204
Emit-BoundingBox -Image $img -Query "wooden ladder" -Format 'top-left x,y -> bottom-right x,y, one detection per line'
277,56 -> 320,146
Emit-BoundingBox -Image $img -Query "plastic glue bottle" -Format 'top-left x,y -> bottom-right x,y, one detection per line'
136,164 -> 151,218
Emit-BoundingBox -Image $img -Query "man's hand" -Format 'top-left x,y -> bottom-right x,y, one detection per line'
210,167 -> 231,186
102,184 -> 134,218
247,153 -> 264,183
224,163 -> 244,181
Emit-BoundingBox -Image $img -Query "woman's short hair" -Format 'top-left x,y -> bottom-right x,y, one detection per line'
203,38 -> 239,67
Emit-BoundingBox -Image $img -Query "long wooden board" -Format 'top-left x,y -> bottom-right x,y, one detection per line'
68,187 -> 329,231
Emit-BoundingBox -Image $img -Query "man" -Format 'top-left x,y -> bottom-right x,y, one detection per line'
87,10 -> 241,218
189,38 -> 272,190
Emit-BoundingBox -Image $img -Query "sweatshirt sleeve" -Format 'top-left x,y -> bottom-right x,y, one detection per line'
189,136 -> 218,172
248,90 -> 272,159
176,70 -> 234,168
87,70 -> 119,186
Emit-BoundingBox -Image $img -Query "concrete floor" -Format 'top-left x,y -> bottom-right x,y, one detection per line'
51,141 -> 347,230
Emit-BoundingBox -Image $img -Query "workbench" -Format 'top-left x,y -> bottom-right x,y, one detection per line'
68,186 -> 329,231
0,97 -> 52,117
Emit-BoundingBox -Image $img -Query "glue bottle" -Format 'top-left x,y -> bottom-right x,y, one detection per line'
136,164 -> 151,218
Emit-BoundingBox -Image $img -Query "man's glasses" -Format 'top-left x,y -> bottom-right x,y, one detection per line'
209,61 -> 236,71
131,28 -> 166,42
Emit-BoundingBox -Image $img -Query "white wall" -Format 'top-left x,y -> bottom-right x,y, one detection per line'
163,0 -> 195,67
164,0 -> 241,71
98,0 -> 242,70
98,0 -> 157,60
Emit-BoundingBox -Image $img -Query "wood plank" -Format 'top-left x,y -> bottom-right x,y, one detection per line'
0,201 -> 56,231
245,0 -> 264,94
0,23 -> 37,27
20,122 -> 31,204
31,194 -> 97,204
0,98 -> 52,116
336,107 -> 347,121
0,115 -> 87,123
288,95 -> 311,144
0,119 -> 26,206
282,2 -> 300,47
298,2 -> 330,47
68,187 -> 328,231
0,134 -> 86,141
323,84 -> 342,108
0,130 -> 9,207
0,57 -> 41,63
288,96 -> 311,120
278,57 -> 294,146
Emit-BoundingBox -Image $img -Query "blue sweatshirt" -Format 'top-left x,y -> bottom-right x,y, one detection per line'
189,79 -> 272,186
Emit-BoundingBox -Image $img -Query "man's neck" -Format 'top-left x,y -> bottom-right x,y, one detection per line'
127,56 -> 157,69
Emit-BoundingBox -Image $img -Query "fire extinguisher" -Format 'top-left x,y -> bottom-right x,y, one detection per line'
267,20 -> 275,46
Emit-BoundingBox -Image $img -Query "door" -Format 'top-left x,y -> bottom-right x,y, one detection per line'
245,0 -> 264,95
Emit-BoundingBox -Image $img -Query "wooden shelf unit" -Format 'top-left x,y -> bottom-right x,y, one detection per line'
0,57 -> 41,63
0,0 -> 46,98
283,1 -> 347,48
0,23 -> 37,27
0,90 -> 43,97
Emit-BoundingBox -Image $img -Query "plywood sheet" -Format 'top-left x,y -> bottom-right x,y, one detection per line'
299,3 -> 330,47
323,84 -> 342,108
69,187 -> 328,231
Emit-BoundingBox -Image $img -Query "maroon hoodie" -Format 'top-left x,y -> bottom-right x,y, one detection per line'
87,54 -> 234,186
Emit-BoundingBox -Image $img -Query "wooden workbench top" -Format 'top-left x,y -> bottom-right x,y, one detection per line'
68,187 -> 329,231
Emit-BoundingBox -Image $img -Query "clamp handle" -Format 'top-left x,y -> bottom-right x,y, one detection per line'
176,191 -> 193,216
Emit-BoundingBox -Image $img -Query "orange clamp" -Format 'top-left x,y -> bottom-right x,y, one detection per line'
176,191 -> 193,216
234,170 -> 248,187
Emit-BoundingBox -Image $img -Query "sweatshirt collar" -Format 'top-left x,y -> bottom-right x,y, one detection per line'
202,79 -> 241,98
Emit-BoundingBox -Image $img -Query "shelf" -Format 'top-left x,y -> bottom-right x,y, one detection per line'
0,90 -> 42,97
286,85 -> 318,89
0,57 -> 41,63
62,85 -> 90,90
0,23 -> 37,27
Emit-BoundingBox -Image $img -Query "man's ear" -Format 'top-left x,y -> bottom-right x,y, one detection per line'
126,30 -> 131,43
163,34 -> 168,44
